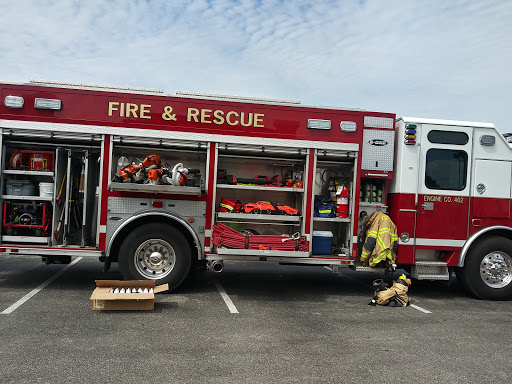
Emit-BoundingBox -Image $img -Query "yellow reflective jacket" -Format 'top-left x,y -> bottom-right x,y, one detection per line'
360,212 -> 398,267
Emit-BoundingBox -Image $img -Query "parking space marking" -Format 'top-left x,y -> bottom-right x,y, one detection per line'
1,257 -> 82,315
324,266 -> 433,314
213,278 -> 239,314
410,304 -> 432,313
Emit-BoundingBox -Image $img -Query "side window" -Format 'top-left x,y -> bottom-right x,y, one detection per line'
427,130 -> 469,145
425,149 -> 468,190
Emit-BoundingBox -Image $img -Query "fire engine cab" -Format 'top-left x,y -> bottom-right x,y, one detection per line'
0,80 -> 511,300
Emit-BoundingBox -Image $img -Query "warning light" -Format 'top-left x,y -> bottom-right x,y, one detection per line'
5,96 -> 24,108
405,124 -> 417,145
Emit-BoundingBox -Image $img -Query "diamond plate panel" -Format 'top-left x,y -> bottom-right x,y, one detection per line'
106,197 -> 206,249
361,130 -> 395,171
364,116 -> 394,129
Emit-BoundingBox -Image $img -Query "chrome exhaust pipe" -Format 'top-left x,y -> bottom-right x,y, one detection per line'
208,260 -> 224,273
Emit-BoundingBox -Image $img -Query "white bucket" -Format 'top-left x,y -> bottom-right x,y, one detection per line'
39,182 -> 54,198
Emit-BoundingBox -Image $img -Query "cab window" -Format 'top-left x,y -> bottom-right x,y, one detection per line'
425,149 -> 467,190
427,130 -> 469,145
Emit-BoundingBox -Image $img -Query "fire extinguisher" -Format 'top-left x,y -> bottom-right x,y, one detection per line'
336,184 -> 349,218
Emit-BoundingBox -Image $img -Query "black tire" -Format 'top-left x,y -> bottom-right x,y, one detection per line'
462,236 -> 512,300
118,223 -> 192,291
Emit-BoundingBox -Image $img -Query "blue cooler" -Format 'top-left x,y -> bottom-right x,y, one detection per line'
312,231 -> 333,255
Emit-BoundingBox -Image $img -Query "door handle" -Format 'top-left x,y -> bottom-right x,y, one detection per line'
421,202 -> 434,210
472,219 -> 482,227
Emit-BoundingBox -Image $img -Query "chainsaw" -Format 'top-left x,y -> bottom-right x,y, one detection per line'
147,163 -> 200,186
112,154 -> 161,183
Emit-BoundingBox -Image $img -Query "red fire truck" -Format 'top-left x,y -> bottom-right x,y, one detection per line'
0,80 -> 511,300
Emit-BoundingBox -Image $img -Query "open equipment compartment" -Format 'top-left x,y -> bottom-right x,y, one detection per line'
213,142 -> 309,256
0,131 -> 101,247
311,149 -> 357,257
108,135 -> 207,195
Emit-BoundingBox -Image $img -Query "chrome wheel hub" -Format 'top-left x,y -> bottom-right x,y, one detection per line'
134,239 -> 176,279
480,251 -> 512,289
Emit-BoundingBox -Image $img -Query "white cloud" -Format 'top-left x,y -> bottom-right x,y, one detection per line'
0,0 -> 511,131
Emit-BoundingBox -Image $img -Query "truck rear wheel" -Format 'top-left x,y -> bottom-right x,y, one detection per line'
462,236 -> 512,300
118,223 -> 192,291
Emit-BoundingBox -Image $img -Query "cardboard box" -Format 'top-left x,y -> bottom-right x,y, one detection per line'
90,280 -> 169,311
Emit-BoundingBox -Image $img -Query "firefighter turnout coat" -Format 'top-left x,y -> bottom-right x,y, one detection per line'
360,212 -> 398,267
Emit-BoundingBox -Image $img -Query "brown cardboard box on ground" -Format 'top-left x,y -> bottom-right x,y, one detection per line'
90,280 -> 169,311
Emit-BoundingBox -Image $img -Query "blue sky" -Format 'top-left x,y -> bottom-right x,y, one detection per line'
1,0 -> 511,132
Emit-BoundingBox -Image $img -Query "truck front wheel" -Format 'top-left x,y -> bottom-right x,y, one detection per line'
118,223 -> 192,291
462,236 -> 512,300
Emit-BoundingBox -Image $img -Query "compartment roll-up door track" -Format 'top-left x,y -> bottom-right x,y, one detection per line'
2,128 -> 100,142
111,135 -> 207,149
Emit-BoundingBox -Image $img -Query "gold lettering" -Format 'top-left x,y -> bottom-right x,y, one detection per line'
120,102 -> 125,117
226,111 -> 239,126
187,108 -> 199,122
240,112 -> 253,127
126,103 -> 138,118
201,109 -> 212,123
254,113 -> 264,128
213,110 -> 225,125
140,104 -> 151,119
108,102 -> 119,117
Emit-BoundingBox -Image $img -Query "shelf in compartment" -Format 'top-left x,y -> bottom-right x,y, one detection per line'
359,202 -> 387,208
216,248 -> 309,257
3,170 -> 54,177
217,212 -> 300,223
216,184 -> 304,193
2,235 -> 51,244
313,217 -> 351,223
1,195 -> 53,202
109,182 -> 202,195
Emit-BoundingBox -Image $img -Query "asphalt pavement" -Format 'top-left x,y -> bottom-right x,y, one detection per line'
0,256 -> 511,384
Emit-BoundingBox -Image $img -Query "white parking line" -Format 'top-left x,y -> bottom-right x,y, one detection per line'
213,278 -> 239,314
410,304 -> 432,313
325,266 -> 432,314
1,257 -> 82,315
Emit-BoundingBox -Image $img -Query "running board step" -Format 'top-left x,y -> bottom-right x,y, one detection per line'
412,261 -> 450,281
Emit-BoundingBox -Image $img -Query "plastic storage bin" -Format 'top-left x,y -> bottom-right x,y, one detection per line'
39,182 -> 54,198
6,180 -> 37,196
312,231 -> 333,255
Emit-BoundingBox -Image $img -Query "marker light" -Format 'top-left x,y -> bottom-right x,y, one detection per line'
34,98 -> 62,110
404,124 -> 417,145
340,121 -> 357,132
307,119 -> 331,130
4,96 -> 24,108
480,135 -> 495,146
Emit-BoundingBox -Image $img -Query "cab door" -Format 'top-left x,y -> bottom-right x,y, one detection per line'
415,125 -> 472,249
